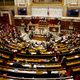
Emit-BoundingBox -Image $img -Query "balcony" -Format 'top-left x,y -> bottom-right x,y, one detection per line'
0,0 -> 14,6
32,0 -> 62,4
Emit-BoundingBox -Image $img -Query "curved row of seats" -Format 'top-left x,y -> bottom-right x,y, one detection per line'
0,43 -> 80,79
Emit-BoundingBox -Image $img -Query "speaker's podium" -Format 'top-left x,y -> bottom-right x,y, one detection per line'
33,34 -> 46,41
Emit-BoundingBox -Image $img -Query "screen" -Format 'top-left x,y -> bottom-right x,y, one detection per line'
67,9 -> 79,17
18,8 -> 27,15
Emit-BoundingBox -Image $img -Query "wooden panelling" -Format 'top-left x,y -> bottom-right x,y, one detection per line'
73,22 -> 80,31
14,19 -> 22,26
61,20 -> 80,32
61,21 -> 70,30
14,18 -> 80,32
24,19 -> 30,25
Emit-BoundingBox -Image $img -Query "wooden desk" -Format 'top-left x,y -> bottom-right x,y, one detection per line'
33,35 -> 46,41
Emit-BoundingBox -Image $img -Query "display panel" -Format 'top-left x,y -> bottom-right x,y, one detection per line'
67,9 -> 79,17
18,8 -> 27,15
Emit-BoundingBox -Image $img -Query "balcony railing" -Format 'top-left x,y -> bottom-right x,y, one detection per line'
32,0 -> 62,4
0,0 -> 14,6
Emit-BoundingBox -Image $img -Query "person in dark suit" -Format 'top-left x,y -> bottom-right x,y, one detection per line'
47,69 -> 51,75
61,56 -> 67,68
9,53 -> 16,61
1,59 -> 7,66
26,49 -> 31,55
36,50 -> 41,55
49,57 -> 55,62
13,60 -> 23,68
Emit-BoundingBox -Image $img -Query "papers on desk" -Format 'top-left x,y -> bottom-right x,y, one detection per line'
8,69 -> 36,74
37,65 -> 45,68
18,71 -> 36,74
31,52 -> 36,55
48,51 -> 52,54
43,71 -> 47,74
8,69 -> 18,72
7,69 -> 47,74
75,55 -> 79,58
23,64 -> 31,67
51,71 -> 59,74
9,63 -> 13,65
17,70 -> 47,74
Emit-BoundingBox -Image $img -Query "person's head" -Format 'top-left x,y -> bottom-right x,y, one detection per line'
63,56 -> 66,59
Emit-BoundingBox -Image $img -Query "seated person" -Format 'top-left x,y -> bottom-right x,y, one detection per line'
47,69 -> 51,76
61,56 -> 67,68
36,49 -> 41,55
26,49 -> 31,55
9,53 -> 16,60
49,57 -> 55,62
47,70 -> 51,75
13,60 -> 23,68
1,59 -> 7,66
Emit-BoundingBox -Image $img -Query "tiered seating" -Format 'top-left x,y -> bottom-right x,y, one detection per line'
0,22 -> 80,79
0,42 -> 80,79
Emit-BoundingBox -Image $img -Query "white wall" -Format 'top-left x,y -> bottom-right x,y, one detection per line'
31,7 -> 63,17
31,7 -> 48,17
49,7 -> 63,17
